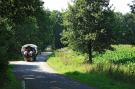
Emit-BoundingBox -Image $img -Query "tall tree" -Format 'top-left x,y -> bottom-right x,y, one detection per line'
35,9 -> 53,50
61,0 -> 114,63
50,10 -> 63,49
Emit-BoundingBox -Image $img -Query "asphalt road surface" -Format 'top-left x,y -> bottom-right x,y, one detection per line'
10,52 -> 95,89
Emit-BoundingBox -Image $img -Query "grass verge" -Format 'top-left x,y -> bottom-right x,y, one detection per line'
1,65 -> 22,89
47,45 -> 135,89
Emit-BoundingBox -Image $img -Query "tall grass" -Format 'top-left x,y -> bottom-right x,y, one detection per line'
47,45 -> 135,89
92,45 -> 135,83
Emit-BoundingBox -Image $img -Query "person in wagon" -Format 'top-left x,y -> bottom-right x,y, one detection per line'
21,44 -> 38,61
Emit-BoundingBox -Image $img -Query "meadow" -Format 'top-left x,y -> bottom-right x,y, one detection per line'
47,45 -> 135,89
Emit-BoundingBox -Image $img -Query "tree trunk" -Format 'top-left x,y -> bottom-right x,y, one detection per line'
88,41 -> 92,63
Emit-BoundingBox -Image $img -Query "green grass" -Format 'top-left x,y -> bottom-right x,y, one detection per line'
1,66 -> 22,89
94,45 -> 135,63
47,45 -> 135,89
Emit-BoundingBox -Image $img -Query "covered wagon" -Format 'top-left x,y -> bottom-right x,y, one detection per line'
21,44 -> 38,61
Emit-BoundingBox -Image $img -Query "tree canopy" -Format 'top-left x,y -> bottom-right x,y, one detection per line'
61,0 -> 114,63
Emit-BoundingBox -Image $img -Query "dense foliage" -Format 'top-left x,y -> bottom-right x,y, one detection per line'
0,18 -> 13,84
111,12 -> 135,44
50,10 -> 63,49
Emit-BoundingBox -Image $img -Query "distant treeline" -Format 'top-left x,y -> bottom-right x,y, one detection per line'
111,12 -> 135,44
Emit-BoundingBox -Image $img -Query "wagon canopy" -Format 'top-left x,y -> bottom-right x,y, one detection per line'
21,44 -> 38,53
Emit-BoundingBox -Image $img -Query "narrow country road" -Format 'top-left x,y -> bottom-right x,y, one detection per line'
10,52 -> 95,89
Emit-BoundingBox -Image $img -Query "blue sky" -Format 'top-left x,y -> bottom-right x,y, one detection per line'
43,0 -> 133,14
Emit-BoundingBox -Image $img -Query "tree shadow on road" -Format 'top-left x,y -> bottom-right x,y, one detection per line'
10,63 -> 93,89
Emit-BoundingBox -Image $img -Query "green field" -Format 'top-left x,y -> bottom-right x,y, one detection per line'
47,45 -> 135,89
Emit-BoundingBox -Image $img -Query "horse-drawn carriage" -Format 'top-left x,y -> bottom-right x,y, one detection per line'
21,44 -> 38,61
